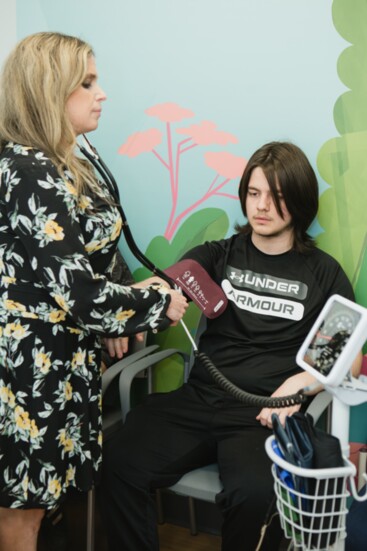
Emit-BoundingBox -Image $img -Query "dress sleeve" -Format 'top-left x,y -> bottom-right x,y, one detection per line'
4,157 -> 171,336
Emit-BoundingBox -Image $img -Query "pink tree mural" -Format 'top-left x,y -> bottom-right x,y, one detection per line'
118,103 -> 247,391
118,102 -> 246,241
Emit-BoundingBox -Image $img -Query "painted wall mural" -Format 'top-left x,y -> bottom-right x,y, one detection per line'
318,0 -> 367,307
317,0 -> 367,442
118,102 -> 246,284
117,102 -> 246,390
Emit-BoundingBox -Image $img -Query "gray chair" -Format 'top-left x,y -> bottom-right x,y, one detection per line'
119,348 -> 333,536
86,342 -> 189,551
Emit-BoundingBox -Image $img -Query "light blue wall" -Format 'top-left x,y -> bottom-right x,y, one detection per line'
0,1 -> 16,66
16,0 -> 343,268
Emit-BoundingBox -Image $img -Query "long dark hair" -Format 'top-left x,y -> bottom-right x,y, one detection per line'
236,141 -> 319,253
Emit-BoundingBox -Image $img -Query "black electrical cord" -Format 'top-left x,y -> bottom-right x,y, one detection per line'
79,142 -> 169,282
195,351 -> 306,407
79,137 -> 307,409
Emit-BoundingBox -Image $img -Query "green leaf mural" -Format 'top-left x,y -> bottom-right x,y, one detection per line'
317,0 -> 367,306
133,207 -> 230,281
318,0 -> 367,443
317,132 -> 367,284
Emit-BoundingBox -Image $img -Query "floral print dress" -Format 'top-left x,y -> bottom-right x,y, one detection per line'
0,142 -> 170,509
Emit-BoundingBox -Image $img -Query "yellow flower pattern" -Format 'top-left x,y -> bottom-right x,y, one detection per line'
48,479 -> 62,500
43,219 -> 65,241
0,142 -> 170,508
3,322 -> 29,340
49,310 -> 67,323
35,352 -> 51,374
53,294 -> 69,312
115,309 -> 135,321
4,299 -> 26,311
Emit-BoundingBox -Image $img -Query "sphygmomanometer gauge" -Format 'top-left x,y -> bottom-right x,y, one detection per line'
309,311 -> 356,374
297,295 -> 367,386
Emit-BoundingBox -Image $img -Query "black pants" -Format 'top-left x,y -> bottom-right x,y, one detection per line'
100,383 -> 283,551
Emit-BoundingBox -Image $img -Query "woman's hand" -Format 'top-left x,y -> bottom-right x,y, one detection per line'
103,332 -> 145,360
165,289 -> 188,325
130,277 -> 188,325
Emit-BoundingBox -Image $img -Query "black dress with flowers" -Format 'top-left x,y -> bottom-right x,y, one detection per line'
0,142 -> 170,509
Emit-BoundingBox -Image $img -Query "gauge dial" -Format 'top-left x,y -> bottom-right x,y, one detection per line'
306,307 -> 358,373
314,311 -> 356,345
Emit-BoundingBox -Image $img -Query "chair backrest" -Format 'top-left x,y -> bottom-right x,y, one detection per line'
119,348 -> 190,422
102,344 -> 160,438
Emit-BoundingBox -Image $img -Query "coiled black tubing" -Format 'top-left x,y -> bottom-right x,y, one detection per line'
81,139 -> 308,409
195,351 -> 307,407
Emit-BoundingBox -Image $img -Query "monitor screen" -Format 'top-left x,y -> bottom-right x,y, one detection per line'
296,295 -> 367,386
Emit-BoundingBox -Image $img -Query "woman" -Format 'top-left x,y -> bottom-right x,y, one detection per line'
0,32 -> 187,550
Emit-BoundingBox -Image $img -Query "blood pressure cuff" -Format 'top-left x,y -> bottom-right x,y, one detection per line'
273,412 -> 344,549
284,414 -> 314,469
289,412 -> 343,469
164,259 -> 228,318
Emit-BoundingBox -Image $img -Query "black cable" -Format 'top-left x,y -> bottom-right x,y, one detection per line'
195,352 -> 306,407
79,143 -> 175,287
80,140 -> 307,409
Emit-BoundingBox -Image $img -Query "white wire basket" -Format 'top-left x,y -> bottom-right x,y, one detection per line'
265,435 -> 356,550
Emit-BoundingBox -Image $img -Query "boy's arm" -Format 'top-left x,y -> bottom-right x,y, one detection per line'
256,350 -> 363,428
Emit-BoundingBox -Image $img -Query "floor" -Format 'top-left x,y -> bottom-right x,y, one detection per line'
158,524 -> 221,551
37,488 -> 291,551
37,489 -> 222,551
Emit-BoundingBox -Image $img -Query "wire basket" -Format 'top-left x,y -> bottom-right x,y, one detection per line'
265,435 -> 356,550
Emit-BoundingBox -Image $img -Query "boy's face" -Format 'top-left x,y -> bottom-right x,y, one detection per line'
245,167 -> 293,242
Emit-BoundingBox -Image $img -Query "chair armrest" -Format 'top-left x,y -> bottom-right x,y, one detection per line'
119,348 -> 189,422
101,344 -> 159,396
305,390 -> 333,424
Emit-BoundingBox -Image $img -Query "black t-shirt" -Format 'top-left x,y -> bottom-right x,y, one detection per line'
182,234 -> 354,396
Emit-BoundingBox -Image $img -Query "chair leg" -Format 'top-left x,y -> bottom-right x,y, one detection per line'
156,489 -> 165,524
188,496 -> 198,536
86,487 -> 95,551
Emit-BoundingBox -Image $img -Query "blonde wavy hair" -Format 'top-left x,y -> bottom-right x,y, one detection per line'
0,31 -> 98,194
